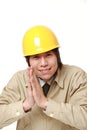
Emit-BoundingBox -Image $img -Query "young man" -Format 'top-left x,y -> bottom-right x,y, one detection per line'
0,25 -> 87,130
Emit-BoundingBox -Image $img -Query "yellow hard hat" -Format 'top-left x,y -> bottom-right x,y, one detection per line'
22,25 -> 60,56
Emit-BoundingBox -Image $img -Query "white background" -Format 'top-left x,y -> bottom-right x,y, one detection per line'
0,0 -> 87,129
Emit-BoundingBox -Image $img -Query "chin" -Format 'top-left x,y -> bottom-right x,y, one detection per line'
41,76 -> 52,82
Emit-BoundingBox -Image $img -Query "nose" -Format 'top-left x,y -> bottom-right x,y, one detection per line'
40,57 -> 48,67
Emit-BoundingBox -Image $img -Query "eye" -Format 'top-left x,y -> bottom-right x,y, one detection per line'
46,53 -> 52,57
32,55 -> 39,59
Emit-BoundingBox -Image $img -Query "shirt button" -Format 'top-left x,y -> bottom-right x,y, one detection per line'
16,111 -> 20,116
49,113 -> 54,117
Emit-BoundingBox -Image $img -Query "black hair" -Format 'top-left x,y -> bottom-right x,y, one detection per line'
52,48 -> 63,69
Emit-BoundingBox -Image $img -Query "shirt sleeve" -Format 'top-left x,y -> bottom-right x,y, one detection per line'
0,71 -> 28,128
0,100 -> 25,128
44,71 -> 87,130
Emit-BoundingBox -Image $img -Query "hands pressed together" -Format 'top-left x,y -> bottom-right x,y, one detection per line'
23,67 -> 48,112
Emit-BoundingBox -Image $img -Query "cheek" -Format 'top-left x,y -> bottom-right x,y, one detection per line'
52,59 -> 58,71
29,60 -> 38,68
51,58 -> 58,67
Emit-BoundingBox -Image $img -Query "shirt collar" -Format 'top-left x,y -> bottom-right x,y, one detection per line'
38,75 -> 56,87
54,66 -> 65,88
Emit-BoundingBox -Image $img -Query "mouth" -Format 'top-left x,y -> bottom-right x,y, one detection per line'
39,68 -> 51,74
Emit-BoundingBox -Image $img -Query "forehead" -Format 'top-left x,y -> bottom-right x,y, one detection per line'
30,50 -> 54,57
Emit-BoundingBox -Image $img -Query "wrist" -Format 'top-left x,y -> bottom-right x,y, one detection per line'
24,108 -> 32,113
22,99 -> 32,112
41,98 -> 48,110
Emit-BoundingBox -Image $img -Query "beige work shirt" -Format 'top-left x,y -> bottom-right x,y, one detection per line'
0,65 -> 87,130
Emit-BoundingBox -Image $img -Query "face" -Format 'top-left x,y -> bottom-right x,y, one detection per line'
29,50 -> 58,82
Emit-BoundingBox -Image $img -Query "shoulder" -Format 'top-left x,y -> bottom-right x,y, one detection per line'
61,64 -> 87,80
62,64 -> 85,73
9,69 -> 27,82
13,69 -> 27,76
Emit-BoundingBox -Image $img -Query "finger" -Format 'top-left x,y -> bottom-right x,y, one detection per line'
29,67 -> 36,84
27,67 -> 33,86
27,67 -> 31,78
28,67 -> 43,95
26,67 -> 33,93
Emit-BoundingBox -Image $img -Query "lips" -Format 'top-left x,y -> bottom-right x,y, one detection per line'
39,68 -> 51,74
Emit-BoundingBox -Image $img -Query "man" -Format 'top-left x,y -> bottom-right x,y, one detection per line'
0,25 -> 87,130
